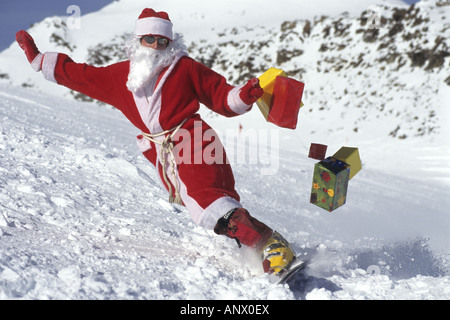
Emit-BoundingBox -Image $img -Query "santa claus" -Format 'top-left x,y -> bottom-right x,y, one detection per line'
16,8 -> 296,275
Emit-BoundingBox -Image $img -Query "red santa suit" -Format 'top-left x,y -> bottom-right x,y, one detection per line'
15,10 -> 300,276
36,44 -> 252,230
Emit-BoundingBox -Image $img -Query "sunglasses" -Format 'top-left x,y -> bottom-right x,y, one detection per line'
141,35 -> 169,46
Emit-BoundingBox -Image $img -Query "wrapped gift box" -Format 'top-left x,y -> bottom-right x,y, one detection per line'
310,157 -> 350,212
256,68 -> 304,129
256,68 -> 286,121
332,147 -> 361,180
308,143 -> 328,160
269,76 -> 304,129
258,67 -> 286,94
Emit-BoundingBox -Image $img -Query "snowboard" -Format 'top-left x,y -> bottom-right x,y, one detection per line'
276,257 -> 309,285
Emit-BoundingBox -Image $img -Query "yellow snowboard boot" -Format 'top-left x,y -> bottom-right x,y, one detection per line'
260,231 -> 296,275
214,208 -> 296,275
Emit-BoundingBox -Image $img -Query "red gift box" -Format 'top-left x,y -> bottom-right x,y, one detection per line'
268,76 -> 304,129
309,143 -> 328,160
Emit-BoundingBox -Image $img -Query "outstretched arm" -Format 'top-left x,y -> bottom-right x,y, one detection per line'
15,30 -> 127,107
190,59 -> 263,117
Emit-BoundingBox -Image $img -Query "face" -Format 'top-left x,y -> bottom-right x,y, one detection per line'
140,35 -> 170,50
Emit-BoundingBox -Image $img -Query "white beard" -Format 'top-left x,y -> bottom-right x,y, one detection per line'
125,33 -> 187,93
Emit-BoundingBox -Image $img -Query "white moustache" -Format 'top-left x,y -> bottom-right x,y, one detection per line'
125,34 -> 187,93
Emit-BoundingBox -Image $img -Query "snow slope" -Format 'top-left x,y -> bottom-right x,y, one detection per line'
0,0 -> 449,301
0,81 -> 449,300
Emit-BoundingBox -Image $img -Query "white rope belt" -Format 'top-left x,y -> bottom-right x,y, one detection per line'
141,119 -> 188,205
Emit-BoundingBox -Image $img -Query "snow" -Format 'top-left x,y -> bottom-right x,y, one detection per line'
0,0 -> 449,301
0,79 -> 449,300
0,0 -> 407,96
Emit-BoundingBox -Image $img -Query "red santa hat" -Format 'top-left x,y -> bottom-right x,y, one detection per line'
134,8 -> 173,41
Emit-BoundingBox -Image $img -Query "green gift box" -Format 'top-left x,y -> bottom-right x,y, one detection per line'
310,157 -> 350,212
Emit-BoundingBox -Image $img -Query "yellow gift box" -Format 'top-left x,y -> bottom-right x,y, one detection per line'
256,68 -> 286,120
255,68 -> 304,129
259,68 -> 287,94
332,147 -> 362,180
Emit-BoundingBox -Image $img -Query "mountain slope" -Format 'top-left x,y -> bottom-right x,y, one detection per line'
0,0 -> 449,300
1,0 -> 448,143
0,80 -> 449,300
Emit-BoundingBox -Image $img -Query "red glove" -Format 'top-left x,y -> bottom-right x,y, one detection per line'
239,78 -> 264,105
16,30 -> 41,64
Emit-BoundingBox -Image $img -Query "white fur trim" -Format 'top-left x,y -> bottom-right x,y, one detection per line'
134,17 -> 173,40
197,197 -> 243,230
41,52 -> 59,83
227,85 -> 252,115
158,140 -> 242,229
136,135 -> 152,152
31,53 -> 43,72
174,161 -> 243,229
